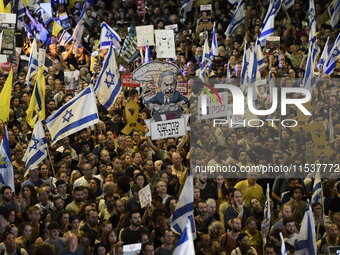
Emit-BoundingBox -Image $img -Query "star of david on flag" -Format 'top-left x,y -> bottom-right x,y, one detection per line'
23,118 -> 47,175
94,43 -> 122,110
100,22 -> 121,51
45,86 -> 99,145
0,127 -> 15,191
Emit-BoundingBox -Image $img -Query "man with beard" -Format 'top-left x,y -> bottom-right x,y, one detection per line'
195,201 -> 214,234
65,186 -> 84,215
120,211 -> 150,245
126,152 -> 143,179
220,218 -> 242,255
0,186 -> 19,212
1,231 -> 28,255
317,223 -> 340,254
155,229 -> 175,255
283,217 -> 298,246
196,172 -> 217,201
79,209 -> 99,246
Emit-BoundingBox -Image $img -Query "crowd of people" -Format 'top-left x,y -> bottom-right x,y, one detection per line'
0,0 -> 339,254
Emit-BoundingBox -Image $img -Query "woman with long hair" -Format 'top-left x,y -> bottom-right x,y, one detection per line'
19,185 -> 39,217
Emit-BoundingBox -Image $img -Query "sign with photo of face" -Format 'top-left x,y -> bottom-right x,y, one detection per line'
155,30 -> 176,59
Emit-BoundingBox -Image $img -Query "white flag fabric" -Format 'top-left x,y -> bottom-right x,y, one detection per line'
295,205 -> 317,255
45,86 -> 99,145
328,0 -> 340,29
280,232 -> 288,255
247,40 -> 262,85
0,128 -> 15,191
210,23 -> 219,56
143,40 -> 150,64
259,0 -> 282,46
72,1 -> 87,52
100,22 -> 121,50
23,118 -> 47,175
241,41 -> 251,83
173,220 -> 195,255
285,0 -> 294,8
199,34 -> 211,82
311,171 -> 322,204
94,45 -> 122,110
180,0 -> 194,19
225,0 -> 245,37
58,30 -> 72,46
227,0 -> 238,6
303,43 -> 319,89
323,33 -> 340,75
170,174 -> 196,238
0,31 -> 2,52
26,38 -> 39,85
308,0 -> 317,45
317,37 -> 330,70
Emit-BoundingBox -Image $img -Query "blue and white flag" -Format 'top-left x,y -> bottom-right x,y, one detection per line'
318,37 -> 330,70
285,0 -> 294,8
143,40 -> 150,64
94,45 -> 122,110
241,41 -> 251,84
295,205 -> 317,255
170,173 -> 196,239
303,43 -> 319,89
45,86 -> 99,145
308,0 -> 317,45
26,38 -> 39,85
18,0 -> 26,26
180,0 -> 194,19
323,33 -> 340,75
247,40 -> 263,85
0,127 -> 15,191
100,22 -> 121,51
72,0 -> 87,52
23,118 -> 47,175
211,23 -> 219,57
227,0 -> 238,7
262,183 -> 271,233
173,220 -> 195,255
58,30 -> 72,46
328,0 -> 340,29
225,0 -> 245,37
259,0 -> 282,46
280,232 -> 287,255
199,34 -> 210,82
311,171 -> 322,204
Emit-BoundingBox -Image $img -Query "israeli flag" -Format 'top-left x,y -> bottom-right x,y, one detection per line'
308,0 -> 317,45
170,173 -> 196,239
173,220 -> 195,255
259,0 -> 282,46
199,34 -> 211,82
227,0 -> 238,7
295,205 -> 317,255
328,0 -> 340,29
45,86 -> 99,145
280,232 -> 288,255
317,37 -> 330,70
58,30 -> 72,46
0,127 -> 15,191
210,23 -> 219,57
100,22 -> 121,51
241,41 -> 251,84
23,118 -> 47,175
285,0 -> 294,8
323,33 -> 340,75
247,40 -> 263,85
72,0 -> 87,51
26,38 -> 39,85
303,43 -> 319,89
143,40 -> 150,64
94,44 -> 122,110
180,0 -> 194,19
311,171 -> 322,204
225,0 -> 245,37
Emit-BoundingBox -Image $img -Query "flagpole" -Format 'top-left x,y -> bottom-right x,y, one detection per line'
46,145 -> 56,177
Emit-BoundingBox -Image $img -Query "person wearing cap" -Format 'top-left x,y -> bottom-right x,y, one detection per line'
34,186 -> 54,216
43,221 -> 66,254
21,166 -> 50,189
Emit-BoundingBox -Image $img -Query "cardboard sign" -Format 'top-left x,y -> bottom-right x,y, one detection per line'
121,73 -> 140,87
165,24 -> 179,40
198,92 -> 229,120
123,243 -> 142,255
38,48 -> 46,67
58,12 -> 71,29
155,30 -> 176,59
177,81 -> 189,95
138,184 -> 152,208
136,25 -> 154,47
199,4 -> 212,23
145,115 -> 190,140
264,36 -> 280,56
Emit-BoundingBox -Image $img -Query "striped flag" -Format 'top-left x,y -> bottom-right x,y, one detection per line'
311,171 -> 322,204
247,40 -> 263,85
118,26 -> 138,65
227,0 -> 238,7
180,0 -> 194,20
170,173 -> 196,239
0,127 -> 15,191
0,69 -> 13,122
241,41 -> 251,84
259,0 -> 282,46
26,66 -> 46,128
26,38 -> 39,85
72,0 -> 87,52
199,34 -> 210,82
94,44 -> 122,109
280,232 -> 288,255
263,183 -> 271,233
100,22 -> 121,51
173,220 -> 195,255
210,23 -> 219,57
328,0 -> 340,29
302,44 -> 319,89
308,0 -> 317,45
143,40 -> 150,64
45,86 -> 99,145
285,0 -> 294,8
323,33 -> 340,75
58,30 -> 72,46
295,205 -> 317,255
225,0 -> 245,37
23,118 -> 47,175
317,37 -> 330,70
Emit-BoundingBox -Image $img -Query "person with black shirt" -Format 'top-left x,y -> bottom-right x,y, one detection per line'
120,211 -> 149,245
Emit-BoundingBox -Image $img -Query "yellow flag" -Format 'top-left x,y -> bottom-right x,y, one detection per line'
0,1 -> 11,13
52,21 -> 63,36
0,69 -> 13,122
26,66 -> 46,128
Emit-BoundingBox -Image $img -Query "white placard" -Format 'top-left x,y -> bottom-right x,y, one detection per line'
198,92 -> 229,120
138,184 -> 152,208
40,3 -> 53,17
0,13 -> 16,24
200,4 -> 212,10
38,48 -> 46,67
145,116 -> 189,140
155,30 -> 176,59
136,25 -> 154,47
0,55 -> 7,63
123,243 -> 142,255
165,24 -> 178,30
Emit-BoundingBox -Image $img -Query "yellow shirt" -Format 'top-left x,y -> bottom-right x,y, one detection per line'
234,180 -> 264,208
